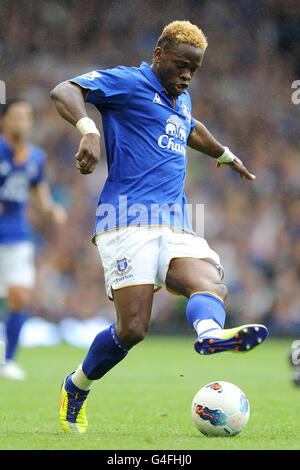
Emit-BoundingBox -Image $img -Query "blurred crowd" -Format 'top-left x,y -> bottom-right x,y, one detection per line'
1,0 -> 299,335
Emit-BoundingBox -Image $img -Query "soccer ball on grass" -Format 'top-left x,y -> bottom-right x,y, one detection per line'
191,381 -> 250,437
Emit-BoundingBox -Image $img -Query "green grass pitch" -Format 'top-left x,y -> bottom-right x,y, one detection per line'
1,335 -> 300,450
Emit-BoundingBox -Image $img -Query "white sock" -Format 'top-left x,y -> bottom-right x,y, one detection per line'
195,319 -> 221,337
71,364 -> 93,391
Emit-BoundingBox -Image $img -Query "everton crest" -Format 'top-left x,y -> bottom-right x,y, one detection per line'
116,257 -> 132,276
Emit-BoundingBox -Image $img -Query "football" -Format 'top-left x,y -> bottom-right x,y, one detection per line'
191,381 -> 250,437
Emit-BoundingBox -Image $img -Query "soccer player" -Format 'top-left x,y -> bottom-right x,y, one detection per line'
51,21 -> 268,433
0,99 -> 67,380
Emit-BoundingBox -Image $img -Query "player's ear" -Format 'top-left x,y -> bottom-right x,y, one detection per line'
153,47 -> 164,64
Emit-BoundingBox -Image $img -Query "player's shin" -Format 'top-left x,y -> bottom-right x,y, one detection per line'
81,323 -> 128,380
186,292 -> 225,336
65,323 -> 128,395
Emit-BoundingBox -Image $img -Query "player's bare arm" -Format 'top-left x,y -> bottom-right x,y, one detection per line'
188,119 -> 256,180
50,81 -> 100,175
30,182 -> 67,225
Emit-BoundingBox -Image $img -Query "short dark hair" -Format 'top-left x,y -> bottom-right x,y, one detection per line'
0,98 -> 33,117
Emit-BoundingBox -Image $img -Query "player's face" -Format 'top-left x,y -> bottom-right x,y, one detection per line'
2,102 -> 34,142
153,43 -> 204,98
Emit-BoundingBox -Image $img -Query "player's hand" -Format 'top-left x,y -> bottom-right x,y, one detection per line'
216,156 -> 256,180
75,134 -> 100,175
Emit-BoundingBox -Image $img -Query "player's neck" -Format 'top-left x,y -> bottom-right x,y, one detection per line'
3,131 -> 29,164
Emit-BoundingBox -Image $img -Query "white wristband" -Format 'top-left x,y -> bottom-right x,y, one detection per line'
217,147 -> 235,164
76,117 -> 100,136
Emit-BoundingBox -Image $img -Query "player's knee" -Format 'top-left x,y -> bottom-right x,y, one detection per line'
122,324 -> 149,347
212,281 -> 228,301
207,280 -> 228,301
190,279 -> 228,301
117,319 -> 150,348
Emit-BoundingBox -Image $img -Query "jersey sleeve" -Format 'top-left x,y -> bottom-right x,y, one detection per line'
30,148 -> 46,186
69,66 -> 137,109
187,93 -> 196,130
190,114 -> 196,130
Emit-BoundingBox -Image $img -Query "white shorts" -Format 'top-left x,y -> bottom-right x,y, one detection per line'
95,226 -> 223,300
0,242 -> 36,297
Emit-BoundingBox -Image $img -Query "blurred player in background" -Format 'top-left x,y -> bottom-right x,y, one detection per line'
0,99 -> 67,380
51,20 -> 268,433
288,340 -> 300,386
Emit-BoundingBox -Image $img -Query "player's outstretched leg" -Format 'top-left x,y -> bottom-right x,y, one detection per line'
186,292 -> 268,355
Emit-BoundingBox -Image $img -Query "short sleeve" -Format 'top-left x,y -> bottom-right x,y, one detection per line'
69,66 -> 137,109
190,115 -> 196,130
30,148 -> 46,186
187,94 -> 195,130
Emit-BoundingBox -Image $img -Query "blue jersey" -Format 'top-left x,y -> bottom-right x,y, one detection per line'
0,136 -> 46,244
70,62 -> 196,237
